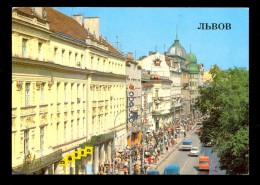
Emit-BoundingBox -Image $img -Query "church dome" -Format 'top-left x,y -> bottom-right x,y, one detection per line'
187,63 -> 200,74
186,52 -> 197,63
166,36 -> 187,59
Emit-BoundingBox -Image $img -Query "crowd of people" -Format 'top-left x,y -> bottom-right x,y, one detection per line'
97,126 -> 187,175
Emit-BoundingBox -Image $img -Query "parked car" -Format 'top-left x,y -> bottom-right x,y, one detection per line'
189,146 -> 199,156
147,170 -> 160,175
163,165 -> 180,175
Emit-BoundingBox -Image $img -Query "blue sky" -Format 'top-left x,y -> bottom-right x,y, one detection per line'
54,7 -> 249,71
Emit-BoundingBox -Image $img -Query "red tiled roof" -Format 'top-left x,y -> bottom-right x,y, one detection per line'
15,7 -> 121,55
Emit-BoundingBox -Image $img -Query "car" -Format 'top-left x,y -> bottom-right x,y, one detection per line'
163,165 -> 180,175
147,170 -> 160,175
180,139 -> 192,150
199,156 -> 210,171
204,141 -> 212,147
189,146 -> 199,156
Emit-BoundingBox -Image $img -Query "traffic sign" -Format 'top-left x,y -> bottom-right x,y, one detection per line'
129,91 -> 134,96
128,102 -> 134,107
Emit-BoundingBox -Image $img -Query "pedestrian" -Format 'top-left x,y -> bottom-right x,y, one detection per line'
123,166 -> 128,175
166,145 -> 169,152
184,131 -> 186,137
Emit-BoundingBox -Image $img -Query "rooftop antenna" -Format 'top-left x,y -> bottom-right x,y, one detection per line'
164,44 -> 165,53
176,24 -> 179,40
115,36 -> 119,49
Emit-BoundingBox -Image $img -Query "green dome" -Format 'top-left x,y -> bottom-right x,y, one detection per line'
187,52 -> 197,63
188,63 -> 200,73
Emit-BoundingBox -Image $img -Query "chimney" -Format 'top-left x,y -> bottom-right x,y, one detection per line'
73,14 -> 83,26
127,52 -> 133,59
33,7 -> 42,17
84,17 -> 100,38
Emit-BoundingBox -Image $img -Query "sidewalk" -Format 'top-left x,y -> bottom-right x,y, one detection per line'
147,123 -> 197,171
117,123 -> 197,175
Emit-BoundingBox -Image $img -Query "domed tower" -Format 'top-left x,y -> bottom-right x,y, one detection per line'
165,35 -> 187,59
187,52 -> 200,74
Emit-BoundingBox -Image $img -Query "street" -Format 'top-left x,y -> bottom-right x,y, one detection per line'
153,125 -> 226,175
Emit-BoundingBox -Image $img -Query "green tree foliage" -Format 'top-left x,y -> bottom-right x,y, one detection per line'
196,65 -> 249,174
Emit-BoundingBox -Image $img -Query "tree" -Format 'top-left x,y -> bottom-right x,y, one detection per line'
196,65 -> 249,174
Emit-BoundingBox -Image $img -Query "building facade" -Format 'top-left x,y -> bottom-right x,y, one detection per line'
12,7 -> 126,175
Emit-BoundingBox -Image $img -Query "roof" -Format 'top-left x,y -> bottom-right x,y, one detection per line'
199,156 -> 210,159
166,36 -> 187,59
186,52 -> 197,63
164,165 -> 179,170
15,7 -> 121,55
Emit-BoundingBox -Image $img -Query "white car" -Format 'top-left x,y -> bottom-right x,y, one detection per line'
189,147 -> 199,156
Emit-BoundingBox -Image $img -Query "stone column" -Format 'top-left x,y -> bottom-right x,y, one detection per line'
107,141 -> 112,164
100,143 -> 105,165
93,145 -> 99,174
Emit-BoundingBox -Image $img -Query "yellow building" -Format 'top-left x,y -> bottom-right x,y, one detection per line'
12,7 -> 126,175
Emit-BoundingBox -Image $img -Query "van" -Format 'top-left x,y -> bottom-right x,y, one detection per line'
199,156 -> 210,171
181,139 -> 192,150
163,165 -> 180,175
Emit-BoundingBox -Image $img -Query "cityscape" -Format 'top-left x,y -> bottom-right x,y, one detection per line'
11,7 -> 249,175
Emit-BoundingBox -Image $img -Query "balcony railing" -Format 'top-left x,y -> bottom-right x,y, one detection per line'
12,149 -> 62,174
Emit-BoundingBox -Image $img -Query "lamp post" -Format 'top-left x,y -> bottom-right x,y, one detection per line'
112,109 -> 126,174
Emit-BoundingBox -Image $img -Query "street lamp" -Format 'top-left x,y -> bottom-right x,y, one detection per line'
112,109 -> 126,174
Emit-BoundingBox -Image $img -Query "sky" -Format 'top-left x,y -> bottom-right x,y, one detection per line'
54,7 -> 249,71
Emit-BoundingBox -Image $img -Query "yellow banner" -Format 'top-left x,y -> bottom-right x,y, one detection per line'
66,154 -> 75,163
59,157 -> 68,167
73,150 -> 81,160
79,148 -> 87,157
85,146 -> 93,154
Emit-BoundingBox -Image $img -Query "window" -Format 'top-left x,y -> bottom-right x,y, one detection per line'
57,82 -> 60,103
54,47 -> 58,63
38,42 -> 43,60
69,51 -> 72,64
24,130 -> 29,156
40,127 -> 44,155
62,49 -> 65,64
25,83 -> 30,106
91,56 -> 94,68
64,122 -> 67,142
56,122 -> 59,145
77,119 -> 79,138
22,38 -> 28,58
40,83 -> 44,104
77,84 -> 80,101
82,118 -> 85,136
71,122 -> 73,140
64,83 -> 67,102
75,53 -> 78,66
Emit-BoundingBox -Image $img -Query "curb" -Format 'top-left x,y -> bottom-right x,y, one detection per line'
148,123 -> 198,171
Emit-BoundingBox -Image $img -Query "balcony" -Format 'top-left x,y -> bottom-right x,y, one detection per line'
12,149 -> 62,174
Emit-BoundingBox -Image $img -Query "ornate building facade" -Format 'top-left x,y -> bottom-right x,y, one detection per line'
12,7 -> 126,175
